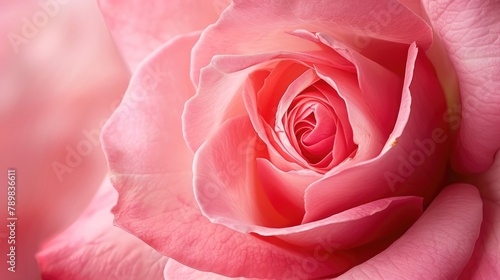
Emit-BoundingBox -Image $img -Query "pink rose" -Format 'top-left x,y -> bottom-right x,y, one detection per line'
39,0 -> 499,279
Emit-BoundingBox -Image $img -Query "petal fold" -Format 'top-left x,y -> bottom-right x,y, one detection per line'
422,0 -> 500,173
98,0 -> 230,69
37,178 -> 167,280
304,44 -> 448,222
192,0 -> 432,83
460,151 -> 500,279
338,184 -> 483,280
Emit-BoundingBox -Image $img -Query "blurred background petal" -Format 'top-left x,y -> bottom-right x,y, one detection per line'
36,177 -> 168,280
0,0 -> 129,278
98,0 -> 231,70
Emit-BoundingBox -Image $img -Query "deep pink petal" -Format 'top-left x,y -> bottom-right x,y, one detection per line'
101,31 -> 344,279
275,69 -> 322,166
459,151 -> 500,279
98,0 -> 230,70
315,64 -> 385,163
304,44 -> 448,222
245,60 -> 314,171
257,158 -> 320,223
164,259 -> 262,280
337,184 -> 483,280
0,1 -> 129,279
36,177 -> 167,279
192,0 -> 432,83
193,116 -> 292,228
422,0 -> 500,173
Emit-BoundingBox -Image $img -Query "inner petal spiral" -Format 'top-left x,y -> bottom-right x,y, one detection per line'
281,81 -> 357,171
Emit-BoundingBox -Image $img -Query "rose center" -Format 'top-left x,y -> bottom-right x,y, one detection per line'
288,95 -> 338,165
277,80 -> 357,172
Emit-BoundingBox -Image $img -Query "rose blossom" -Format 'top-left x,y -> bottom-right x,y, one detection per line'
39,0 -> 498,279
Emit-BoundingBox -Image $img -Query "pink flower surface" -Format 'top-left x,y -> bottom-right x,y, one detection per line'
32,0 -> 499,279
98,0 -> 231,70
0,0 -> 128,279
36,177 -> 168,279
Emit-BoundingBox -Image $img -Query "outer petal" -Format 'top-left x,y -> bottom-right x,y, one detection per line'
422,0 -> 500,173
101,32 -> 345,279
191,0 -> 433,83
0,1 -> 129,279
337,184 -> 483,280
98,0 -> 230,69
36,177 -> 167,280
459,151 -> 500,279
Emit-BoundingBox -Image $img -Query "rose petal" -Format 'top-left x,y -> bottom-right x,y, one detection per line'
193,115 -> 423,250
98,0 -> 230,70
312,32 -> 403,138
314,64 -> 385,163
257,158 -> 320,223
36,177 -> 167,279
274,196 -> 422,251
193,116 -> 292,228
102,31 -> 200,175
459,151 -> 500,279
101,31 -> 345,279
113,171 -> 356,279
192,0 -> 432,83
183,51 -> 333,153
164,259 -> 261,280
337,184 -> 483,280
421,0 -> 500,173
244,60 -> 317,171
304,43 -> 448,222
274,68 -> 323,167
